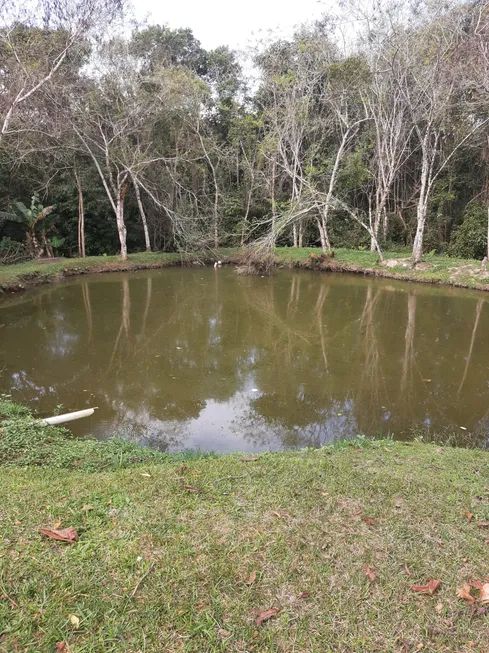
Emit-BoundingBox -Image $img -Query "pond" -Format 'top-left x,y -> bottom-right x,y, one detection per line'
1,266 -> 488,451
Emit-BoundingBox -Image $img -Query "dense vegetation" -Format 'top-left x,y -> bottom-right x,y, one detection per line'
0,0 -> 489,265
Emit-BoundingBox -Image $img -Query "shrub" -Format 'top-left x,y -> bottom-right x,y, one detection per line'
448,203 -> 487,260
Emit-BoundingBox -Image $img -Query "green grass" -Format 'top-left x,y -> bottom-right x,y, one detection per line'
0,399 -> 213,472
273,247 -> 489,291
0,252 -> 214,294
2,401 -> 489,651
2,247 -> 489,296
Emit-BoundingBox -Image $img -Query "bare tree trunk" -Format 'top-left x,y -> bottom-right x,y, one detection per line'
116,184 -> 128,261
293,223 -> 298,247
75,169 -> 85,258
382,206 -> 388,242
130,173 -> 151,252
317,218 -> 328,252
412,138 -> 432,262
40,230 -> 53,258
298,220 -> 303,248
271,154 -> 277,245
412,202 -> 428,262
487,205 -> 489,259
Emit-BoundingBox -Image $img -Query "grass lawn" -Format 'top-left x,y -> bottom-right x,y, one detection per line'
1,247 -> 489,295
2,401 -> 489,651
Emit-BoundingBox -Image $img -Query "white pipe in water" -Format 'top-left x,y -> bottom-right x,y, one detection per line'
42,407 -> 97,426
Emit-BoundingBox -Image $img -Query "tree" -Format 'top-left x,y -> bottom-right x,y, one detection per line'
0,0 -> 125,140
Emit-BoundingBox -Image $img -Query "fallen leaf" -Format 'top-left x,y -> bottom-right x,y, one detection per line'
362,517 -> 377,527
56,643 -> 67,652
39,527 -> 78,543
106,498 -> 112,506
255,608 -> 281,626
469,580 -> 484,590
466,511 -> 474,522
410,579 -> 441,596
416,644 -> 424,651
480,583 -> 489,605
457,583 -> 476,602
140,473 -> 151,478
364,564 -> 376,582
195,601 -> 209,610
423,379 -> 432,383
393,498 -> 404,509
404,564 -> 412,577
245,571 -> 257,586
272,511 -> 290,519
477,521 -> 489,528
218,628 -> 231,637
69,614 -> 80,629
81,505 -> 95,512
13,521 -> 21,526
183,485 -> 201,493
298,592 -> 311,599
241,457 -> 259,462
460,426 -> 467,431
435,603 -> 444,614
53,521 -> 62,529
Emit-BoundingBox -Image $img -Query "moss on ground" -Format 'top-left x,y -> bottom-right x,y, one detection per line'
1,400 -> 489,651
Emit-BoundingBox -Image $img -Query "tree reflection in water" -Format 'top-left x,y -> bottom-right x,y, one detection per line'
1,267 -> 489,451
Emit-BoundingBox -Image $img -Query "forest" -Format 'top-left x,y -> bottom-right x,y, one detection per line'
0,0 -> 489,264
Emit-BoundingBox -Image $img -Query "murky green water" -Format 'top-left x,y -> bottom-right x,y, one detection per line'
1,267 -> 488,451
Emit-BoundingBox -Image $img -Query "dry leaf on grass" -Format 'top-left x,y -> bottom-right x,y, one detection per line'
255,608 -> 281,626
469,580 -> 484,590
362,517 -> 377,527
298,592 -> 311,599
218,628 -> 231,637
183,485 -> 201,493
465,511 -> 474,522
480,584 -> 489,605
69,615 -> 80,629
39,527 -> 78,543
81,505 -> 95,512
476,521 -> 489,528
364,564 -> 376,582
457,583 -> 476,602
241,457 -> 259,462
410,579 -> 441,596
56,643 -> 67,652
245,571 -> 257,586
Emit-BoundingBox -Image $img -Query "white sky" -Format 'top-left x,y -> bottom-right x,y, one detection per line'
135,0 -> 329,51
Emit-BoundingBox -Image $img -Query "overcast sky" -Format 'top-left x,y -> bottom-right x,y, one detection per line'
135,0 -> 328,51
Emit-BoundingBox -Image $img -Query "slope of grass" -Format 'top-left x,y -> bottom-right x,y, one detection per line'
1,400 -> 489,651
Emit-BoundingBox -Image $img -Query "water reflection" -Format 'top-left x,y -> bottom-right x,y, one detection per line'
1,267 -> 489,451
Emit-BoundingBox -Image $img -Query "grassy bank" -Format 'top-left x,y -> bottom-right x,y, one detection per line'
1,247 -> 489,295
0,251 -> 219,294
273,247 -> 489,291
2,401 -> 489,651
